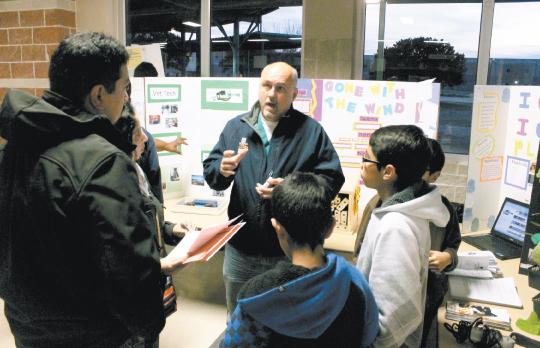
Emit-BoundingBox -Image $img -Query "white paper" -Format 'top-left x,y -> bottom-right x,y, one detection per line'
456,251 -> 494,270
446,268 -> 493,279
448,277 -> 523,308
418,78 -> 436,100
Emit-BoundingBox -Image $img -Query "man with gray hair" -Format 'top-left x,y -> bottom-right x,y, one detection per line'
204,62 -> 344,313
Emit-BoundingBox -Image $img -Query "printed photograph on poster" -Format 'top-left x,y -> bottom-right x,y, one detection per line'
146,103 -> 180,133
191,175 -> 205,186
170,167 -> 181,182
200,80 -> 249,111
480,156 -> 503,182
160,164 -> 183,197
504,156 -> 530,190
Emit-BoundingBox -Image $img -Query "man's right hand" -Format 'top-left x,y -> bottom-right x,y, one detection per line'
219,149 -> 248,177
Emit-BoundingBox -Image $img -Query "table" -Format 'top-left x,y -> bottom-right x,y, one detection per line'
438,240 -> 540,347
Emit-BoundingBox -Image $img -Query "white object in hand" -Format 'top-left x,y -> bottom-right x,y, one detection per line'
261,170 -> 274,188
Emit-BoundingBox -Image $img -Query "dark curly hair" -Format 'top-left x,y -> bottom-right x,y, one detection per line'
272,172 -> 333,249
49,32 -> 129,105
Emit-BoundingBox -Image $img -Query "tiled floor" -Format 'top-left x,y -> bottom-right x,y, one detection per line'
0,298 -> 227,348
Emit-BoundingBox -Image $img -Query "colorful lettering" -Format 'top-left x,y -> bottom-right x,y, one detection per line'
519,92 -> 530,109
517,118 -> 529,136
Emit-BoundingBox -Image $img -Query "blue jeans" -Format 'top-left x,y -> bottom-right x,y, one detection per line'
223,244 -> 287,313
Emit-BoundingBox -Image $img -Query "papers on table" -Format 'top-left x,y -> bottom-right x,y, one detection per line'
448,277 -> 523,309
446,251 -> 501,279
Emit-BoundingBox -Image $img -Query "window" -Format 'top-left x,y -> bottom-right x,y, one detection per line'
210,2 -> 302,77
126,0 -> 201,77
363,1 -> 482,154
488,2 -> 540,86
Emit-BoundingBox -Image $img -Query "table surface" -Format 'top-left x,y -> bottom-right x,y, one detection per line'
438,239 -> 540,347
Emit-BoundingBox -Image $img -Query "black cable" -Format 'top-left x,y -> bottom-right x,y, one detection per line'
468,318 -> 502,348
444,320 -> 472,343
444,318 -> 503,348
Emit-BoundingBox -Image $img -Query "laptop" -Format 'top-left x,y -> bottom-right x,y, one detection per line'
463,197 -> 529,260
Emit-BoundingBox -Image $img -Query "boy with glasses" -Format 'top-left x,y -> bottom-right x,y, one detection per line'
356,125 -> 450,347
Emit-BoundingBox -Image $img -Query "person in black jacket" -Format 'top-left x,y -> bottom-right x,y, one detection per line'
203,61 -> 344,313
0,32 -> 164,348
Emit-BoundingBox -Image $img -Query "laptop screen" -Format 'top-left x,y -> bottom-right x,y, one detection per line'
492,198 -> 529,245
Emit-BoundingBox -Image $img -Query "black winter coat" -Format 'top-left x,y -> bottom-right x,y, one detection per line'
203,103 -> 344,256
0,90 -> 164,348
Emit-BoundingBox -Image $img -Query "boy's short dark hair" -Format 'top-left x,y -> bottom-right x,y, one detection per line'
49,32 -> 129,106
426,138 -> 445,174
370,125 -> 429,191
134,62 -> 158,77
272,172 -> 333,249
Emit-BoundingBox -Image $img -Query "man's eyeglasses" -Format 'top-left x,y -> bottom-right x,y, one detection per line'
362,157 -> 381,166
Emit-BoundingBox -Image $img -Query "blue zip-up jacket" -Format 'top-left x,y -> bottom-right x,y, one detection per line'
221,253 -> 379,347
203,103 -> 344,256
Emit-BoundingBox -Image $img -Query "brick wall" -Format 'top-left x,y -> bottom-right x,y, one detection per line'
0,1 -> 76,102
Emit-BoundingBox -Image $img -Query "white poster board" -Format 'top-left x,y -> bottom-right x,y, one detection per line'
131,77 -> 440,210
463,85 -> 540,233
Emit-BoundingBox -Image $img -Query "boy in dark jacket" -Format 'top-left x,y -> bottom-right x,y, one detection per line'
420,138 -> 461,347
221,172 -> 378,348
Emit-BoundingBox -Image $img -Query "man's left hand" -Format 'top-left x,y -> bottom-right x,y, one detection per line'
255,177 -> 284,199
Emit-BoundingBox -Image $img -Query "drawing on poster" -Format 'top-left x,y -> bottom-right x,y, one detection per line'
476,91 -> 498,132
473,136 -> 495,160
480,156 -> 503,182
505,156 -> 530,190
201,80 -> 249,111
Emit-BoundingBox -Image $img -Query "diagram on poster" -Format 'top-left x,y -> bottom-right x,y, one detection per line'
201,80 -> 249,111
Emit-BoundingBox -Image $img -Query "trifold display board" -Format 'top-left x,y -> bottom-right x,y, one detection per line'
464,85 -> 540,233
129,77 -> 440,212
